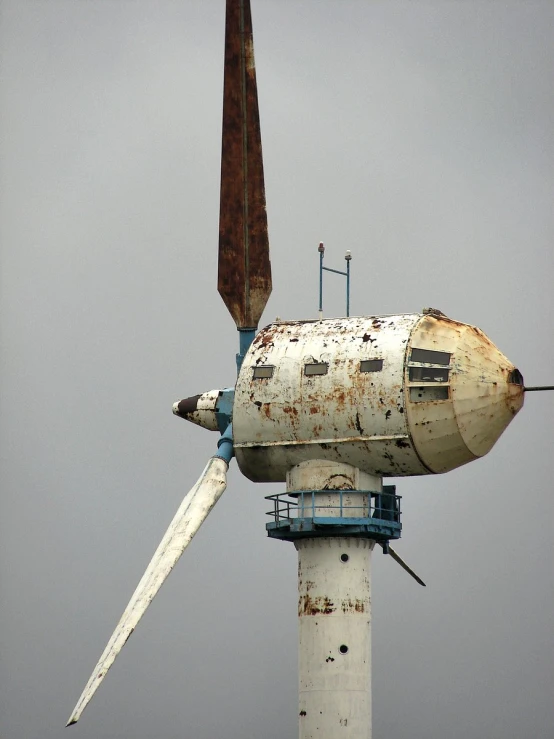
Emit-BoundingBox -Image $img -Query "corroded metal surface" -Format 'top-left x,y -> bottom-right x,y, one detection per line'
296,537 -> 373,739
233,313 -> 524,482
172,390 -> 220,431
290,464 -> 374,738
67,457 -> 229,726
218,0 -> 271,329
406,314 -> 524,472
234,314 -> 427,481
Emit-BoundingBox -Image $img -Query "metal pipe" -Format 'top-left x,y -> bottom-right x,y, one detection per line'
317,242 -> 352,319
215,423 -> 234,463
236,327 -> 256,373
524,386 -> 554,392
345,250 -> 352,317
318,242 -> 324,319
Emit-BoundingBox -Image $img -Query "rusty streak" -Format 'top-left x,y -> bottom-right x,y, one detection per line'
299,595 -> 336,616
341,599 -> 366,614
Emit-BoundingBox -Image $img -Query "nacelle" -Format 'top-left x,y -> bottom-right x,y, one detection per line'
232,313 -> 523,481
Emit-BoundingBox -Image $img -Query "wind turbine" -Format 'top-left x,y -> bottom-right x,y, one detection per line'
67,1 -> 553,736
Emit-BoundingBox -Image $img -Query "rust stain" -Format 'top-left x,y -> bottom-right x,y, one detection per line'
341,599 -> 366,614
253,323 -> 282,347
323,473 -> 354,490
299,595 -> 335,616
217,0 -> 272,329
362,333 -> 377,343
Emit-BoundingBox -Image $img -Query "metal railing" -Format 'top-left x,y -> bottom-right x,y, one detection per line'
265,488 -> 401,525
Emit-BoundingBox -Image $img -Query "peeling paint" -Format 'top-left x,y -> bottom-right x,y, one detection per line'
233,314 -> 523,483
299,595 -> 335,616
217,0 -> 271,329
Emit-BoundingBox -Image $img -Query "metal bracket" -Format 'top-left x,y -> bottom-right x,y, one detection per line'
215,388 -> 235,433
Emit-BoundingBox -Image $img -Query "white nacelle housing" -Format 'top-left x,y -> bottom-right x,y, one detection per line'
233,313 -> 524,482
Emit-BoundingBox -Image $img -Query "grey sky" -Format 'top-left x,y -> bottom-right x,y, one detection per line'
1,1 -> 553,738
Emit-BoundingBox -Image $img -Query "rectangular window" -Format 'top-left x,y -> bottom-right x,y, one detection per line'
360,359 -> 383,373
410,348 -> 451,366
408,367 -> 449,383
410,386 -> 449,402
252,365 -> 274,379
304,362 -> 329,376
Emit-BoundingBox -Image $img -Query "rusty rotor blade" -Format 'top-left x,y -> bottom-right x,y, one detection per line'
218,0 -> 272,330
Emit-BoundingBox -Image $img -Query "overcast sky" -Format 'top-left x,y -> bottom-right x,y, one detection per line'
1,1 -> 553,738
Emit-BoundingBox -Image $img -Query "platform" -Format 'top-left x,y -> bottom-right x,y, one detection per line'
265,486 -> 402,542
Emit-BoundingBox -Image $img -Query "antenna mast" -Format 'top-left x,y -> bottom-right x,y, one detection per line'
318,242 -> 352,319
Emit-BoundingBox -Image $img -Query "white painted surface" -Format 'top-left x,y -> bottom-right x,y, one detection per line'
296,537 -> 374,739
67,456 -> 228,726
233,313 -> 524,482
287,460 -> 382,519
406,314 -> 524,472
234,314 -> 424,480
172,389 -> 220,431
288,463 -> 379,739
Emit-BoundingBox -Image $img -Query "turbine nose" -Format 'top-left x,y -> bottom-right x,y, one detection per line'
405,315 -> 526,474
173,396 -> 201,419
172,390 -> 221,431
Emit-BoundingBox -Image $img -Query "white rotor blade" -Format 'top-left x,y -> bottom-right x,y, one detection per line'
67,456 -> 229,726
379,543 -> 426,587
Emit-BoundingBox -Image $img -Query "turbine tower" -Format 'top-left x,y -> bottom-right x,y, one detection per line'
67,1 -> 552,736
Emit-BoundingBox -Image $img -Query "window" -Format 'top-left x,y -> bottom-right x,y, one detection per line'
304,362 -> 329,376
252,365 -> 274,379
360,359 -> 383,373
410,348 -> 451,366
408,367 -> 449,383
410,386 -> 449,402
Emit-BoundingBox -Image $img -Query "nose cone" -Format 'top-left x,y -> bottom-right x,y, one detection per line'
451,330 -> 524,458
172,390 -> 221,431
406,315 -> 525,474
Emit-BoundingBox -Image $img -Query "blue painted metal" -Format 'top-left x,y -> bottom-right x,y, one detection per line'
345,251 -> 351,317
236,328 -> 256,373
318,242 -> 324,314
323,266 -> 348,276
317,242 -> 351,318
265,486 -> 401,542
215,423 -> 234,463
215,388 -> 235,433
